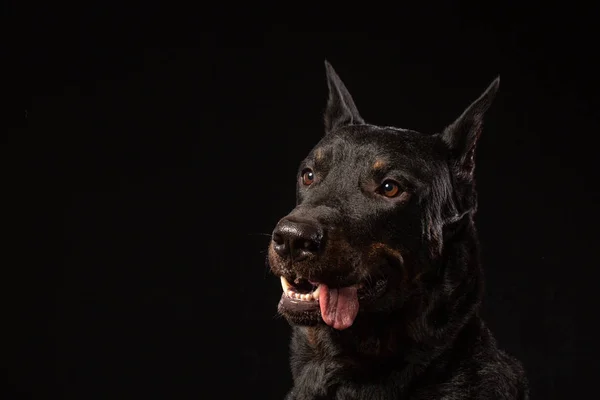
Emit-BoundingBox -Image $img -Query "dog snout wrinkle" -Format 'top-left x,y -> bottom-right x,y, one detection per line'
291,204 -> 343,228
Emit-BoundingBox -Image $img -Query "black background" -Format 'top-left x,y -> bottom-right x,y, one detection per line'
8,3 -> 599,399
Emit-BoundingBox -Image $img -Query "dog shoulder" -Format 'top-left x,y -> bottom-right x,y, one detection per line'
463,325 -> 529,399
472,349 -> 529,400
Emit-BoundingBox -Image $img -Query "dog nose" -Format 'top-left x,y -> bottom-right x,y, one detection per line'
272,219 -> 324,260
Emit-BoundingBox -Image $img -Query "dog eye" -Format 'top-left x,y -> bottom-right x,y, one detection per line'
301,169 -> 315,186
379,180 -> 401,198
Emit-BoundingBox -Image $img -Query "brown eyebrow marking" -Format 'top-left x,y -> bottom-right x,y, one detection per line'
373,159 -> 387,170
314,148 -> 324,161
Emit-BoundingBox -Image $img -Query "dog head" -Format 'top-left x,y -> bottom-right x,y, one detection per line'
268,61 -> 499,330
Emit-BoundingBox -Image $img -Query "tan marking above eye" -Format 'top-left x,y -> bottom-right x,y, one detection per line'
373,159 -> 387,170
314,148 -> 324,161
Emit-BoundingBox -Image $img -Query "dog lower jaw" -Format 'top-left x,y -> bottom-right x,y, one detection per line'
277,278 -> 323,326
278,295 -> 322,326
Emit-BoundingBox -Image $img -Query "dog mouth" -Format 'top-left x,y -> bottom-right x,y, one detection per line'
280,276 -> 323,301
278,275 -> 386,330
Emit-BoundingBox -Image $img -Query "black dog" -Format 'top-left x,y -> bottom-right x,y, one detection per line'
268,61 -> 528,399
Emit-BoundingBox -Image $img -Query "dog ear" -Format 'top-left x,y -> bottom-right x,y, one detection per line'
441,77 -> 500,175
324,60 -> 365,134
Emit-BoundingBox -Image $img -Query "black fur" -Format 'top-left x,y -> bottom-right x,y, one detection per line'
267,61 -> 528,399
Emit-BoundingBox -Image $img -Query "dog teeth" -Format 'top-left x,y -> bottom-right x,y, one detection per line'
312,285 -> 321,298
280,276 -> 320,301
280,276 -> 291,291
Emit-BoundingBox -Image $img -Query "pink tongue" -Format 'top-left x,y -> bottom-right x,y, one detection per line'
318,284 -> 359,330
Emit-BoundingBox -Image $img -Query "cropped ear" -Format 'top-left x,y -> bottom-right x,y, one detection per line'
324,60 -> 365,134
441,77 -> 500,175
